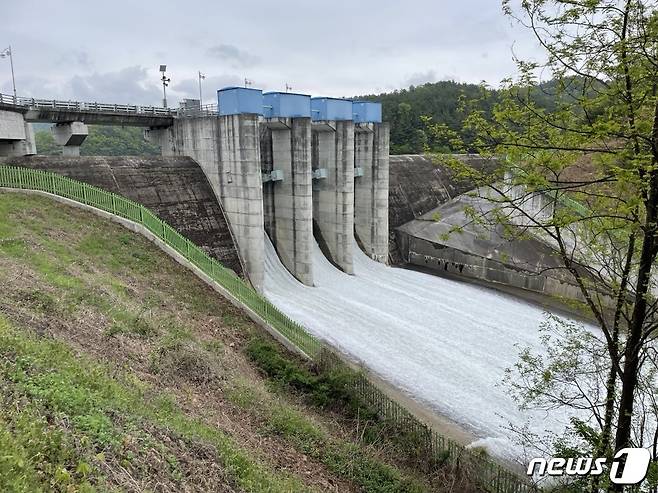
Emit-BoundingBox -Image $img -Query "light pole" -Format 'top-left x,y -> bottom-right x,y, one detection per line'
198,71 -> 205,106
0,45 -> 16,103
159,65 -> 170,108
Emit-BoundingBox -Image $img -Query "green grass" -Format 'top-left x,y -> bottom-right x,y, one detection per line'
246,337 -> 455,483
243,338 -> 430,493
0,315 -> 308,493
0,403 -> 97,493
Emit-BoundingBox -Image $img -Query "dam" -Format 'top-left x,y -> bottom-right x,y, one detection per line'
0,86 -> 591,471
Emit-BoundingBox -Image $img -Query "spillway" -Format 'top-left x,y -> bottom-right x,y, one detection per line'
263,235 -> 582,464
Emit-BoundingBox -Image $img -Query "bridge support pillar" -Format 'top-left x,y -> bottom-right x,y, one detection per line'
52,122 -> 88,157
0,110 -> 36,157
144,127 -> 174,156
311,121 -> 354,274
354,122 -> 390,263
261,118 -> 314,286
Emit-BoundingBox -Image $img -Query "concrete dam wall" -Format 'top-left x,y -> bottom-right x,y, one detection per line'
3,155 -> 244,276
388,154 -> 497,230
388,155 -> 597,303
388,154 -> 496,263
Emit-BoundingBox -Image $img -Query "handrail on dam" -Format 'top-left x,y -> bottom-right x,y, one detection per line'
0,165 -> 538,493
0,92 -> 176,117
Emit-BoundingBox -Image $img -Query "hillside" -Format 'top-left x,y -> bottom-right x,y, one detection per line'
359,78 -> 588,155
359,81 -> 494,155
0,192 -> 480,492
34,126 -> 160,157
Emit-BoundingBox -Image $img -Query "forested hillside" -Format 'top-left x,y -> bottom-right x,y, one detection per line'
360,81 -> 495,154
360,78 -> 578,154
34,126 -> 160,156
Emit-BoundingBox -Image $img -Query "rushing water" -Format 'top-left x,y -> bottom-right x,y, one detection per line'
263,235 -> 583,463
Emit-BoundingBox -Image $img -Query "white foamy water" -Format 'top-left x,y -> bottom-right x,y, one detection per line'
263,235 -> 585,463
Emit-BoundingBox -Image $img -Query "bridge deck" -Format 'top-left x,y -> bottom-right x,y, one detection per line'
0,93 -> 177,127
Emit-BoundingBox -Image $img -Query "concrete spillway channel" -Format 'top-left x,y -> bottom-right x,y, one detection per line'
263,234 -> 586,465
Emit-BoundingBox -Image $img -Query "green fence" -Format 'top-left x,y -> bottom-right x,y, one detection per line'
0,165 -> 537,493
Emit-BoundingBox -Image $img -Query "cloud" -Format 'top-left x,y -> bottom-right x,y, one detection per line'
172,74 -> 246,102
207,44 -> 260,68
58,51 -> 94,70
1,0 -> 545,101
66,66 -> 161,105
404,70 -> 438,87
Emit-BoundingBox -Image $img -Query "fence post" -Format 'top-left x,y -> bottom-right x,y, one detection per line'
111,194 -> 116,214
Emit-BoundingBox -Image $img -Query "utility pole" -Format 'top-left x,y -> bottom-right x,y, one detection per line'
285,83 -> 292,93
159,65 -> 170,108
0,45 -> 16,103
244,78 -> 253,88
198,71 -> 205,106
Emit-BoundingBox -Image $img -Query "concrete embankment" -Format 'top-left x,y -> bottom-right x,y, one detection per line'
388,154 -> 594,304
3,155 -> 243,276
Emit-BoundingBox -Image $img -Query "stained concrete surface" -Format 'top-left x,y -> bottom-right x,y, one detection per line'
396,189 -> 594,302
388,154 -> 497,262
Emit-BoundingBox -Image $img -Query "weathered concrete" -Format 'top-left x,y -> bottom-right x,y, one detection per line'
354,122 -> 389,263
144,126 -> 174,155
0,110 -> 26,140
217,114 -> 264,291
396,191 -> 595,303
3,155 -> 244,276
0,110 -> 36,157
22,108 -> 174,127
311,121 -> 355,274
388,154 -> 498,262
261,118 -> 314,285
163,115 -> 264,291
51,122 -> 88,157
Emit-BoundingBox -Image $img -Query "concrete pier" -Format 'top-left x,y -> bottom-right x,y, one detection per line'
311,118 -> 355,274
261,117 -> 314,285
144,126 -> 174,156
153,88 -> 265,291
217,113 -> 264,291
144,91 -> 389,288
158,113 -> 264,291
354,122 -> 389,263
0,110 -> 36,157
52,122 -> 88,157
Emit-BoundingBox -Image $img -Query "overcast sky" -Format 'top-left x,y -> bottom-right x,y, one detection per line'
1,1 -> 543,107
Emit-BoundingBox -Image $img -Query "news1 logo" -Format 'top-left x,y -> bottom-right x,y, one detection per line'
527,448 -> 651,485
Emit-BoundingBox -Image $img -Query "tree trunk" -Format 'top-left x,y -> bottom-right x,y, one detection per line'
612,98 -> 658,490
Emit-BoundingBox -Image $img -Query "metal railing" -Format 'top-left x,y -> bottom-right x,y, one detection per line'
0,165 -> 537,493
0,92 -> 176,117
176,103 -> 219,117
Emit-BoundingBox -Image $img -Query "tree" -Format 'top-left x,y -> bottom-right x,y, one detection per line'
33,126 -> 160,157
34,130 -> 59,156
426,1 -> 658,489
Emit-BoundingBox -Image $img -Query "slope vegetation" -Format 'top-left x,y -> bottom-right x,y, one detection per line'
0,192 -> 478,493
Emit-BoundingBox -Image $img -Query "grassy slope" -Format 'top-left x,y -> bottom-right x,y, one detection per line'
0,192 -> 465,493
